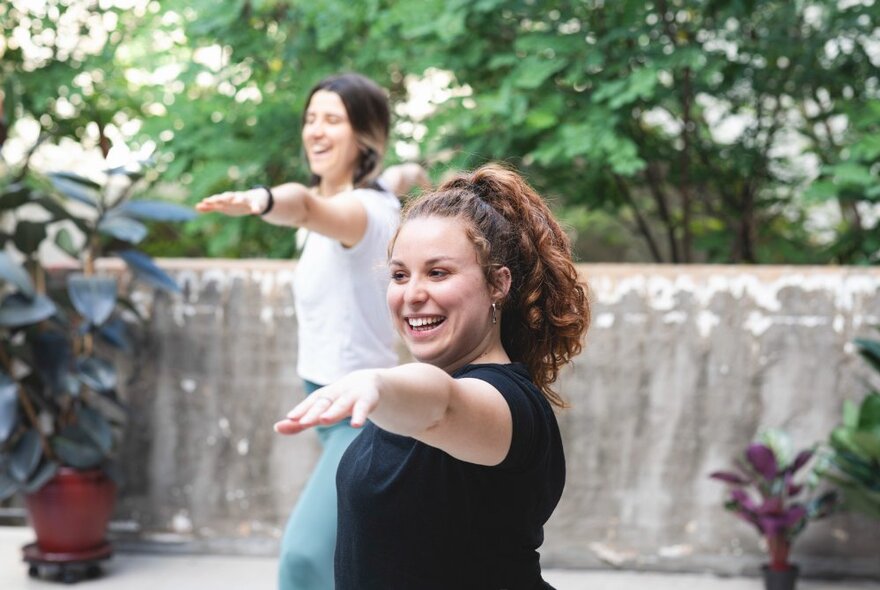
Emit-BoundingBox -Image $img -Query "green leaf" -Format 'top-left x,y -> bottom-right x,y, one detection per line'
855,339 -> 880,375
0,372 -> 19,445
0,183 -> 30,211
77,356 -> 117,393
67,274 -> 117,326
0,251 -> 35,297
12,220 -> 48,256
52,435 -> 104,469
78,406 -> 113,454
34,197 -> 90,233
54,228 -> 78,258
115,249 -> 181,293
10,429 -> 42,482
513,57 -> 567,90
98,215 -> 148,244
842,399 -> 859,430
525,110 -> 558,131
0,470 -> 21,501
0,293 -> 57,328
116,200 -> 197,222
52,432 -> 105,469
48,173 -> 101,208
22,461 -> 59,493
856,392 -> 880,431
831,163 -> 875,187
850,431 -> 880,460
802,181 -> 839,205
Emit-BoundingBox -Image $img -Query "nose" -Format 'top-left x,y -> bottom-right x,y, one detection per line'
304,120 -> 324,139
403,275 -> 428,306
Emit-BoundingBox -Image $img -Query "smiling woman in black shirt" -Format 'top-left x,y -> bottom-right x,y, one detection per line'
275,164 -> 591,589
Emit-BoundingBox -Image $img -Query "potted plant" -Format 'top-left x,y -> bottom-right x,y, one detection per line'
710,429 -> 837,590
821,336 -> 880,519
0,153 -> 193,581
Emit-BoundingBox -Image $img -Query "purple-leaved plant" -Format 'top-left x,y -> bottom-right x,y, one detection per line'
710,430 -> 837,571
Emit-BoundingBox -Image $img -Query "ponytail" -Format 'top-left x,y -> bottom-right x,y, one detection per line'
398,164 -> 590,406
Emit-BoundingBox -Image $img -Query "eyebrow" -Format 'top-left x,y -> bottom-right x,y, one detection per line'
389,256 -> 456,266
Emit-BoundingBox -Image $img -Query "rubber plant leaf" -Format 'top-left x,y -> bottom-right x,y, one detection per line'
117,200 -> 197,222
77,406 -> 113,454
9,429 -> 42,482
97,214 -> 148,244
0,471 -> 20,501
67,274 -> 117,326
0,293 -> 56,328
52,425 -> 105,468
32,328 -> 72,396
48,172 -> 100,208
115,249 -> 181,293
97,317 -> 131,351
76,356 -> 117,393
0,372 -> 19,444
23,461 -> 59,493
0,251 -> 34,298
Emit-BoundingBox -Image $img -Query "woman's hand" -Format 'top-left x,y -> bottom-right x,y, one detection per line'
195,189 -> 266,216
274,370 -> 382,435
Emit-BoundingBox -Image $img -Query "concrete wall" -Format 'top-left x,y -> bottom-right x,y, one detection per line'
114,260 -> 880,577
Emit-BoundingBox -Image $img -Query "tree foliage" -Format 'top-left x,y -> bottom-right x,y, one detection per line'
3,0 -> 879,263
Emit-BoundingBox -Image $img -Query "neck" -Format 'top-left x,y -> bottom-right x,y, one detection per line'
443,333 -> 510,374
319,175 -> 355,197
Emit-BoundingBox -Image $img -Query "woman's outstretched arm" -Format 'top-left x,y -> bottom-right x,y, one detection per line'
195,183 -> 368,247
274,363 -> 513,466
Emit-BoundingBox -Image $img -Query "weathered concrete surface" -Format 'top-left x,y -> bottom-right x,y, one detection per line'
112,260 -> 880,578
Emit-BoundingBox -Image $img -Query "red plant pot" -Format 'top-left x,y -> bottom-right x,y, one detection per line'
24,467 -> 117,554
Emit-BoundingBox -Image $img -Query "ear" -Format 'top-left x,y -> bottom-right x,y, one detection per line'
489,266 -> 512,303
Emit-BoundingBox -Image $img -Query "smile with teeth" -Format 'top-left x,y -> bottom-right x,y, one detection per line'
407,316 -> 445,331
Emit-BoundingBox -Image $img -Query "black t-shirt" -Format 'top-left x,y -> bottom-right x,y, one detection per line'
335,362 -> 565,590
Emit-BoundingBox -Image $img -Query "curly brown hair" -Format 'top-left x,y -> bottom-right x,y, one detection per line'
393,164 -> 590,407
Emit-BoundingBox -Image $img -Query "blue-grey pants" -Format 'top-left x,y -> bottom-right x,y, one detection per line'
278,380 -> 362,590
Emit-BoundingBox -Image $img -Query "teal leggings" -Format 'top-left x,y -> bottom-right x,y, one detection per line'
278,380 -> 362,590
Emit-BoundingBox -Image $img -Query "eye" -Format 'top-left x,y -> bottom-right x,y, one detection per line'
391,270 -> 408,282
429,268 -> 448,279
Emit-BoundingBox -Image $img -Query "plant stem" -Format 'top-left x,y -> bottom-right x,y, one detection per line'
767,534 -> 791,571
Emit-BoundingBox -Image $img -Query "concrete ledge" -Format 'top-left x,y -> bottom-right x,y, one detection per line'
88,261 -> 880,578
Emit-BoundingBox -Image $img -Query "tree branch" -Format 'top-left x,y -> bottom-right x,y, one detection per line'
613,174 -> 664,262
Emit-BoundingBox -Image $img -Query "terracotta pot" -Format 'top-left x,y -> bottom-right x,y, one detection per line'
24,467 -> 117,554
762,564 -> 799,590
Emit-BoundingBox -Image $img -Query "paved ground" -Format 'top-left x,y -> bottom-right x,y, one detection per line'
1,527 -> 874,589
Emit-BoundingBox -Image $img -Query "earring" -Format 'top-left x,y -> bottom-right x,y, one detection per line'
491,302 -> 497,325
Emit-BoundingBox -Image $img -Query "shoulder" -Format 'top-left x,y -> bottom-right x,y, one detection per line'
455,363 -> 555,471
350,186 -> 400,213
454,363 -> 546,412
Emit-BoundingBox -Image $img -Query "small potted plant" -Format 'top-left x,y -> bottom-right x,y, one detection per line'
821,336 -> 880,519
710,429 -> 837,590
0,153 -> 193,582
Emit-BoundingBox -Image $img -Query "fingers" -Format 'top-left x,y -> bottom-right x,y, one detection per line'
194,192 -> 254,215
274,386 -> 377,435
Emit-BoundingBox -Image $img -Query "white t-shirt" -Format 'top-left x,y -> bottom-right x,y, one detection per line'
293,187 -> 401,385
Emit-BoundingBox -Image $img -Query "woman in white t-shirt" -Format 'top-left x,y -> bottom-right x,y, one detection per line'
196,73 -> 403,590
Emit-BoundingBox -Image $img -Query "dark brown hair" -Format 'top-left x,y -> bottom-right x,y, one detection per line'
303,73 -> 390,188
394,164 -> 590,407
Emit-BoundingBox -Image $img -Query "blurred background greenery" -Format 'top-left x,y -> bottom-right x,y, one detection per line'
2,0 -> 878,264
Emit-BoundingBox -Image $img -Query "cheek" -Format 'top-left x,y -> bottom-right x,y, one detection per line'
386,284 -> 402,314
